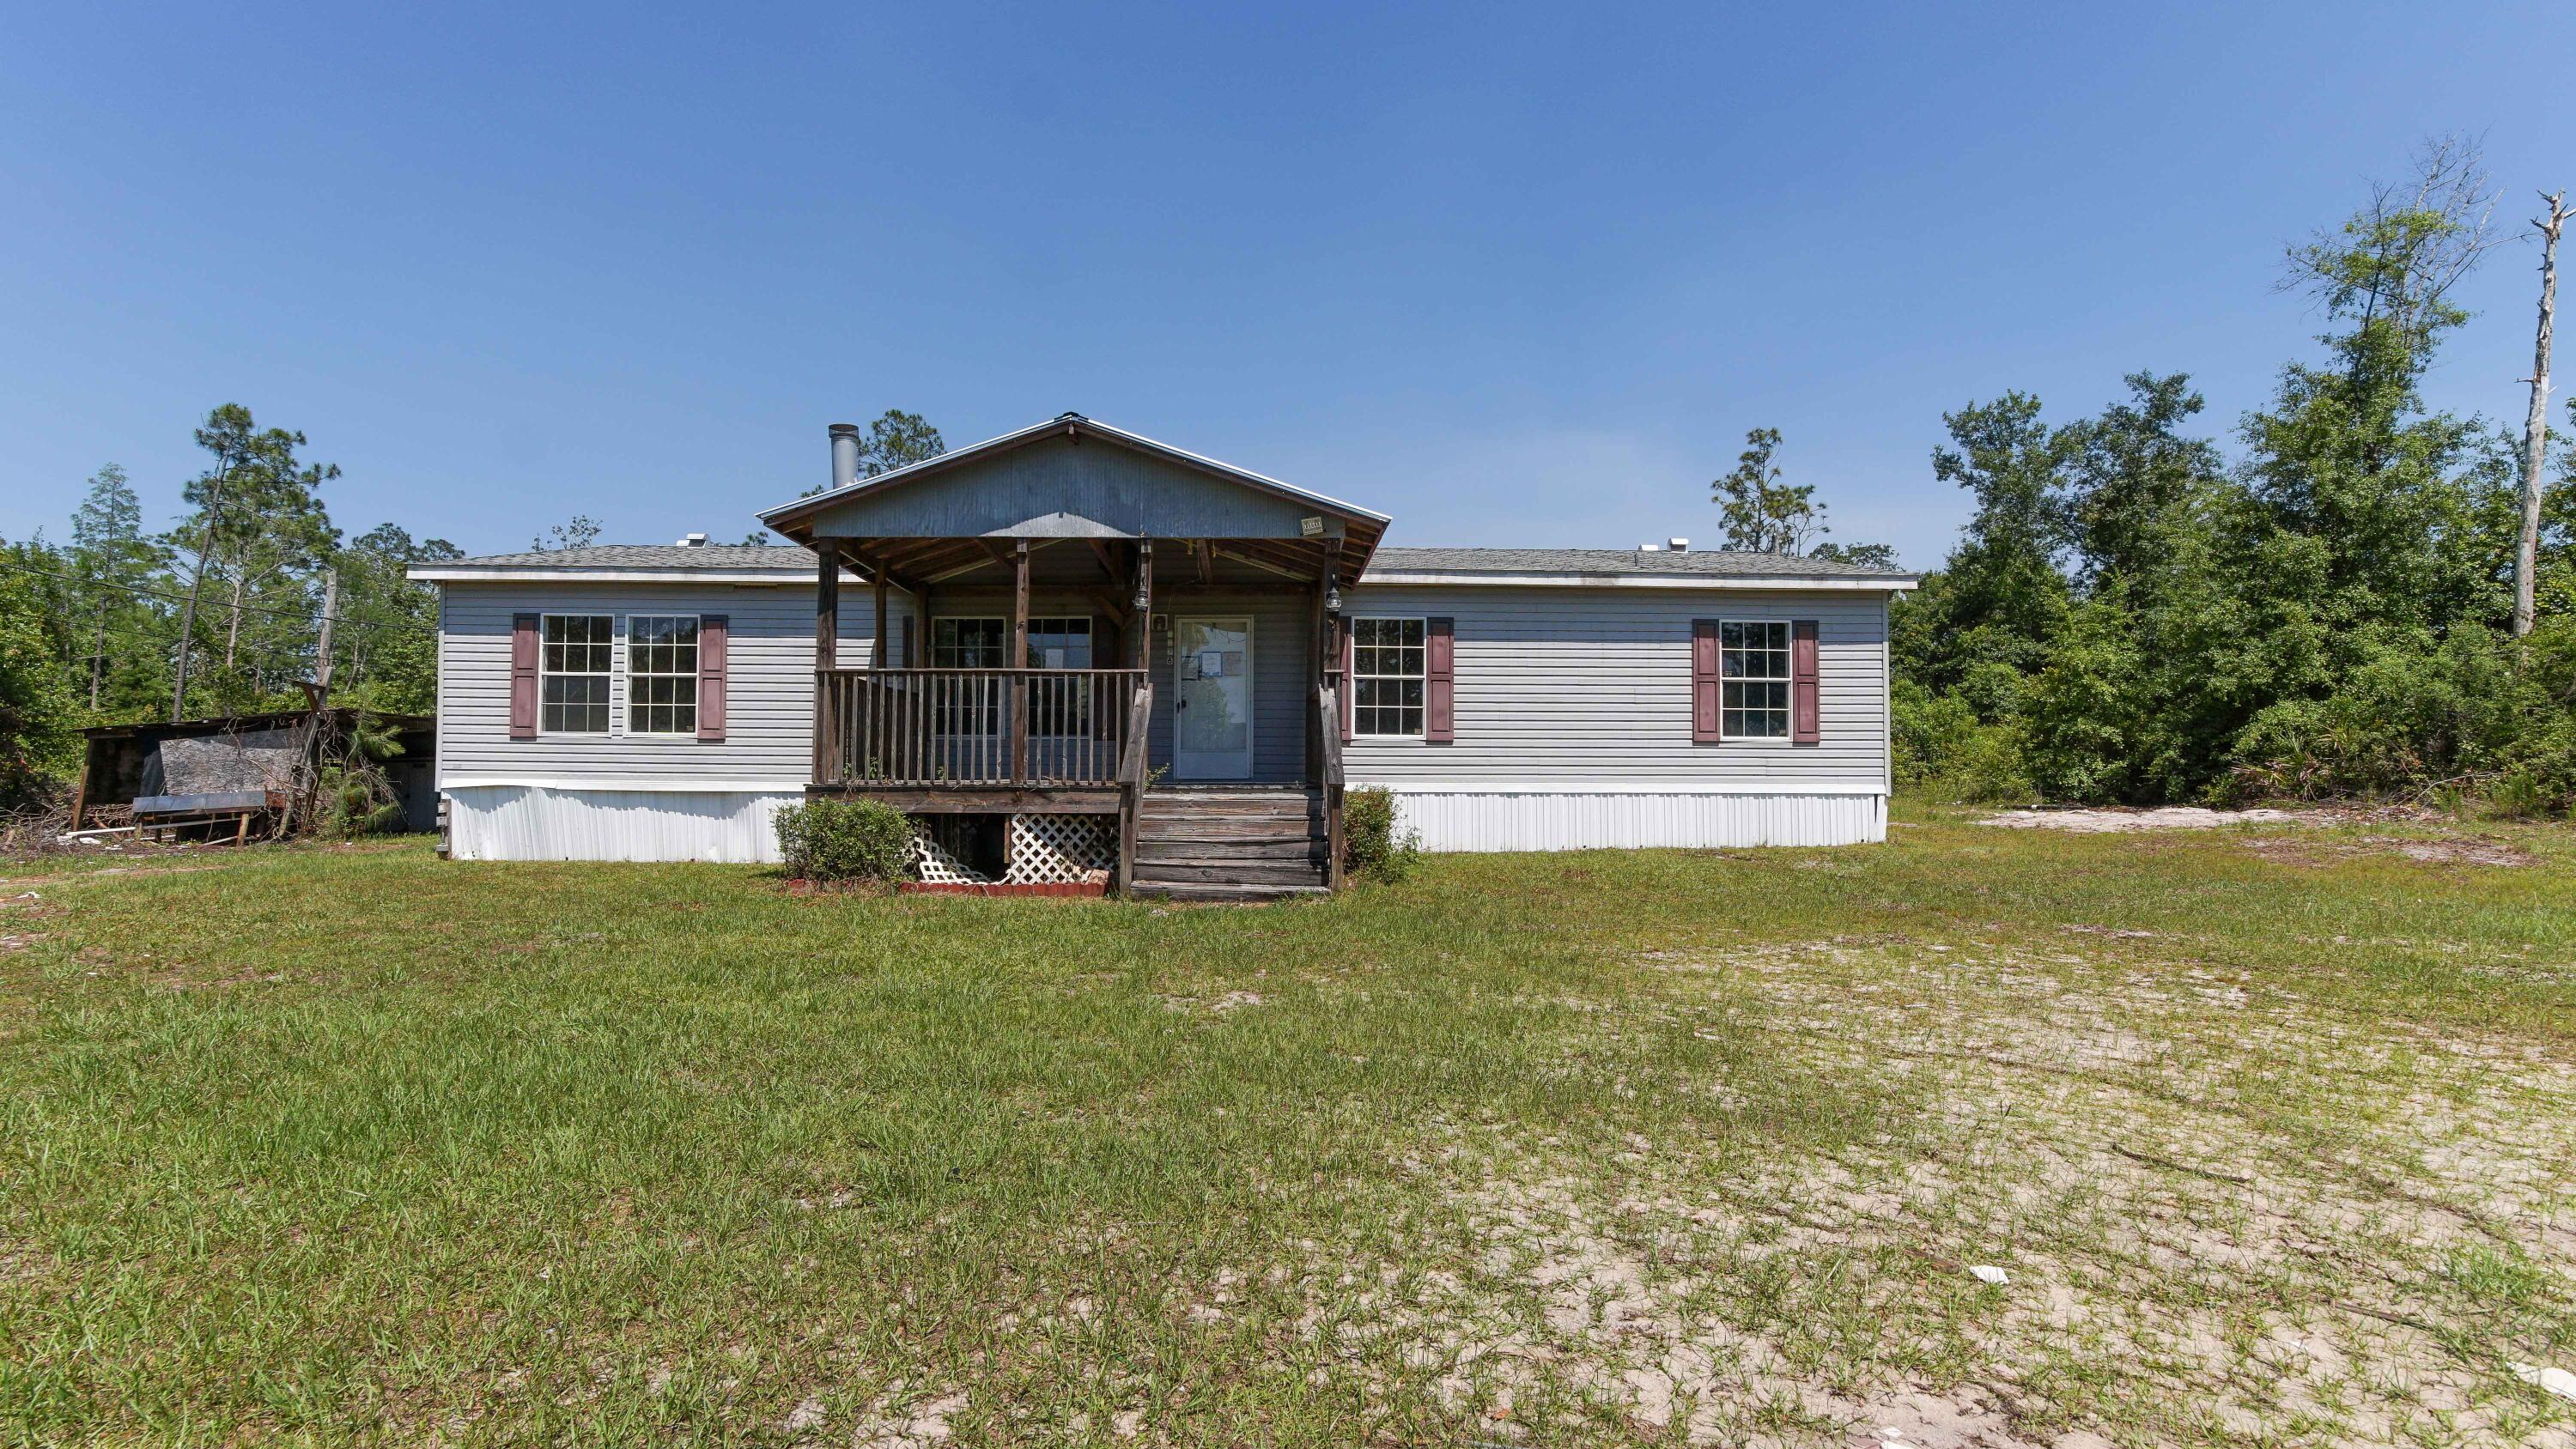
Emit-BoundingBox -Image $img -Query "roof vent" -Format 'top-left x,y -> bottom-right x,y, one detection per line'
677,532 -> 708,548
1637,542 -> 1663,552
1668,537 -> 1690,553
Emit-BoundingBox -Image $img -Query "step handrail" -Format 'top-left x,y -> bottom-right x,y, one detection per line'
1115,676 -> 1153,890
1315,678 -> 1346,889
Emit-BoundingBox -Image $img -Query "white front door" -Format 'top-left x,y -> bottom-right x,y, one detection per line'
1172,615 -> 1254,779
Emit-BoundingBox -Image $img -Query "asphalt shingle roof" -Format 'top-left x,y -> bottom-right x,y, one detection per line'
440,544 -> 811,570
434,543 -> 1911,580
1364,547 -> 1910,579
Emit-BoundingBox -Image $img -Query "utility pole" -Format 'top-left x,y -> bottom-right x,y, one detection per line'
2515,189 -> 2571,639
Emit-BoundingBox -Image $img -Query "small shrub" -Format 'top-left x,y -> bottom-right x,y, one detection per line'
775,797 -> 914,882
1342,785 -> 1421,883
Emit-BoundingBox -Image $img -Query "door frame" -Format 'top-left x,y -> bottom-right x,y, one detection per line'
1170,614 -> 1255,780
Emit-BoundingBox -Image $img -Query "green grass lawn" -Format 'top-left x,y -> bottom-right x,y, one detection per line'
3,807 -> 2573,1446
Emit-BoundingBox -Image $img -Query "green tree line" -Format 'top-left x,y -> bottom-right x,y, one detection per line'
0,403 -> 461,807
1884,140 -> 2576,812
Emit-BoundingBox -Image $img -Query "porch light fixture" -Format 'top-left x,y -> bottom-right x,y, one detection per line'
1325,583 -> 1342,615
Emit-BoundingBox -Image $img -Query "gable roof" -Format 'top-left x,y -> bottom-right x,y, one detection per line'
757,414 -> 1391,535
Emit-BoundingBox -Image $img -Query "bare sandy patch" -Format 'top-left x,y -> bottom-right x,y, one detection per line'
1290,934 -> 2576,1446
1979,807 -> 2312,833
2243,834 -> 2537,868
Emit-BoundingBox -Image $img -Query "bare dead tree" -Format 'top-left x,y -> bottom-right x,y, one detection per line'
2280,133 -> 2505,351
2516,190 -> 2571,638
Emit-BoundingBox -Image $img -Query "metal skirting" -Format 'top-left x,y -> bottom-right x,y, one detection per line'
442,785 -> 803,863
440,784 -> 1887,862
1377,790 -> 1886,852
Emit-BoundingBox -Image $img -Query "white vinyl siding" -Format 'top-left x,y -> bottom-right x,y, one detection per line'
436,578 -> 1893,806
1339,585 -> 1887,790
437,580 -> 912,785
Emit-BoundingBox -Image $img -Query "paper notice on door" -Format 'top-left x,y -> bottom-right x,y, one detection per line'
1200,650 -> 1224,677
1224,650 -> 1244,676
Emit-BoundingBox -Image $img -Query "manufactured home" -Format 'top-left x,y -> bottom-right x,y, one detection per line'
412,415 -> 1913,898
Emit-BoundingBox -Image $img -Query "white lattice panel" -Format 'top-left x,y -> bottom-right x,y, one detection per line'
908,818 -> 992,884
1005,814 -> 1115,885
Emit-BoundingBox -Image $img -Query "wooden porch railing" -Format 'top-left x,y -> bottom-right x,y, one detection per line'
816,667 -> 1146,788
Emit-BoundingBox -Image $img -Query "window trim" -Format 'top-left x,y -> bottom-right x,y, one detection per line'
1719,618 -> 1793,743
535,612 -> 616,737
1350,614 -> 1429,740
624,613 -> 703,739
928,615 -> 1097,738
928,614 -> 1096,670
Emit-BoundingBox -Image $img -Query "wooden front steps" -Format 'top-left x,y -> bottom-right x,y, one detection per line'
1128,787 -> 1331,901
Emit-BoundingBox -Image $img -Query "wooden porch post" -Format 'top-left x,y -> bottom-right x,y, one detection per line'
1305,575 -> 1325,783
1010,539 -> 1030,785
814,542 -> 839,784
1131,540 -> 1153,669
872,574 -> 890,671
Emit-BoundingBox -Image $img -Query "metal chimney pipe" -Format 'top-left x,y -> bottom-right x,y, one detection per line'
828,422 -> 862,493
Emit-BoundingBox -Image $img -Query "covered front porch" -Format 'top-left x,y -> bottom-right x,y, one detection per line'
759,415 -> 1387,895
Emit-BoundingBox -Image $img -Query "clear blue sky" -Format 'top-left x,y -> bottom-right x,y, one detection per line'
5,3 -> 2572,567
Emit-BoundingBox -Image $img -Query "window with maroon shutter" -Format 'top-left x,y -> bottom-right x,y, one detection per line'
1791,618 -> 1820,744
1691,620 -> 1721,744
1716,621 -> 1791,738
509,613 -> 539,739
1351,617 -> 1428,737
696,615 -> 728,742
1425,615 -> 1455,743
626,615 -> 701,736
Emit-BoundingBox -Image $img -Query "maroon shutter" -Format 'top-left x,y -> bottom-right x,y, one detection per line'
1691,619 -> 1721,744
1424,616 -> 1455,743
1338,618 -> 1354,743
509,613 -> 540,739
1791,618 -> 1820,744
697,615 -> 728,742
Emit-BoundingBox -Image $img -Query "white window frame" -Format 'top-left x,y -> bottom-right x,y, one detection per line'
1719,619 -> 1793,742
625,614 -> 702,738
1350,615 -> 1428,740
537,612 -> 615,737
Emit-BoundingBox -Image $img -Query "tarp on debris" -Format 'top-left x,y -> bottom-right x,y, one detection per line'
143,728 -> 301,798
